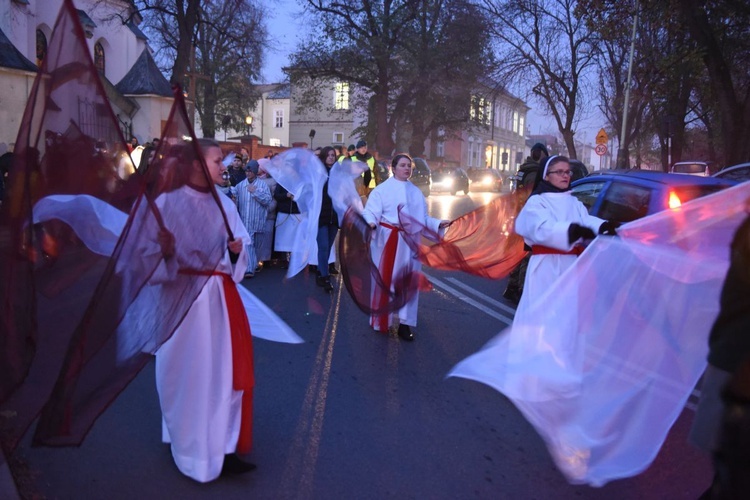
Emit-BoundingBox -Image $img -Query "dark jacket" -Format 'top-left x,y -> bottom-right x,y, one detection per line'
274,183 -> 300,214
318,180 -> 338,227
707,215 -> 750,372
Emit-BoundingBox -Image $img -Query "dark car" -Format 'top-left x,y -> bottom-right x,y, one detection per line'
713,163 -> 750,183
431,167 -> 470,195
467,168 -> 504,192
570,170 -> 735,224
411,157 -> 432,197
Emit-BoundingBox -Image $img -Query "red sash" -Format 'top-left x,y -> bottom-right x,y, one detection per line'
179,269 -> 254,453
371,222 -> 401,332
531,245 -> 584,256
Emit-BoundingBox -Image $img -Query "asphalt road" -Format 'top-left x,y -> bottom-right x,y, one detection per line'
10,190 -> 711,499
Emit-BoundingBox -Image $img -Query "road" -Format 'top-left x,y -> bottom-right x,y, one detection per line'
11,190 -> 711,499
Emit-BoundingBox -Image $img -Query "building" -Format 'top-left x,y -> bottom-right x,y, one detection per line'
245,83 -> 291,148
421,85 -> 529,173
0,0 -> 173,148
287,74 -> 365,150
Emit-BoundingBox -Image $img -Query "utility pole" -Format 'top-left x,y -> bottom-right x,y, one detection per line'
617,2 -> 639,168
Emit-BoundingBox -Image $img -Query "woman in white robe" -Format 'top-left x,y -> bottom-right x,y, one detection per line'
362,154 -> 449,341
514,155 -> 610,316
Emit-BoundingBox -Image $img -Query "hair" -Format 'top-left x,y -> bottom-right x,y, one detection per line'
391,153 -> 412,169
318,146 -> 336,167
197,138 -> 220,154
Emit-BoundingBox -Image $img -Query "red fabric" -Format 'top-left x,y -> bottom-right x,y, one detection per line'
399,190 -> 529,279
179,269 -> 254,453
372,222 -> 401,332
0,0 -> 231,455
531,245 -> 584,256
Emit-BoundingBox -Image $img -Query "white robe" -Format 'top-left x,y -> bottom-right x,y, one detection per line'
514,191 -> 604,316
153,186 -> 252,483
362,177 -> 441,329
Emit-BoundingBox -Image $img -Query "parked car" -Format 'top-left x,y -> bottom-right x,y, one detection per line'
570,170 -> 735,224
670,161 -> 710,177
712,162 -> 750,183
431,167 -> 470,195
467,168 -> 504,192
411,157 -> 432,197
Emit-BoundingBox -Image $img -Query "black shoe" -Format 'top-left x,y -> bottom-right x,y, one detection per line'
397,324 -> 414,341
221,453 -> 256,475
328,263 -> 339,275
316,275 -> 333,292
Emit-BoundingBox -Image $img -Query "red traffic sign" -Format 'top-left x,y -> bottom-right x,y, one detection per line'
595,144 -> 608,156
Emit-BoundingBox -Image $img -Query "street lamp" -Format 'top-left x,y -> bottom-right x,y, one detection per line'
245,115 -> 253,136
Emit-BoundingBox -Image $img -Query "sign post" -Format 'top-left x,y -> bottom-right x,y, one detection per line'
595,129 -> 609,170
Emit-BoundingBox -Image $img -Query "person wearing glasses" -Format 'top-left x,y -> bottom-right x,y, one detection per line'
514,155 -> 617,313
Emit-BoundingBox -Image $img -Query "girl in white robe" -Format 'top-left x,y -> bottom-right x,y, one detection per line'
362,154 -> 449,340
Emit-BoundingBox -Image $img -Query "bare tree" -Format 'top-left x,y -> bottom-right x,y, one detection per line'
480,0 -> 597,159
669,0 -> 750,166
194,0 -> 267,138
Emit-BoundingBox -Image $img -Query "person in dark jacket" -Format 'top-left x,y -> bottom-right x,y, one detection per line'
503,142 -> 550,303
315,146 -> 340,291
690,201 -> 750,497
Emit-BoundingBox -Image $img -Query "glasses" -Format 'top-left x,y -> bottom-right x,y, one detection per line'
547,170 -> 573,177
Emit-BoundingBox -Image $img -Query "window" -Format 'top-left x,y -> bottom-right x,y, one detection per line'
512,111 -> 519,133
274,109 -> 283,128
436,140 -> 445,158
333,132 -> 344,144
36,29 -> 47,67
599,182 -> 652,222
468,139 -> 480,167
94,42 -> 105,74
334,82 -> 349,110
518,115 -> 525,137
570,181 -> 608,211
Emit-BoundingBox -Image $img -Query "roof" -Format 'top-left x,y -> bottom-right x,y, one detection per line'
0,25 -> 38,72
127,21 -> 148,41
115,49 -> 172,97
76,9 -> 97,29
267,83 -> 290,99
581,169 -> 736,187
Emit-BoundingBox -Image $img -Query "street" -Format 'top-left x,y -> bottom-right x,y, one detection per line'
12,191 -> 711,499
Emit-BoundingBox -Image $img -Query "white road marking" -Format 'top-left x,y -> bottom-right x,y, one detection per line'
425,274 -> 514,325
445,277 -> 518,316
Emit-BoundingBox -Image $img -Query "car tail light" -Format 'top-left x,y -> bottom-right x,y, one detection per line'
668,190 -> 682,209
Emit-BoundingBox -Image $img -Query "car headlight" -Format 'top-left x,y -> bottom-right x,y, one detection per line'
483,176 -> 492,184
442,178 -> 454,187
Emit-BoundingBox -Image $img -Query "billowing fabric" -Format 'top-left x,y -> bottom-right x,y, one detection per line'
361,177 -> 442,330
449,182 -> 750,486
400,189 -> 528,279
329,158 -> 368,225
262,149 -> 327,278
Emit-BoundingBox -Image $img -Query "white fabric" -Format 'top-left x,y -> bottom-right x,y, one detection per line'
274,212 -> 302,252
263,148 -> 328,278
449,182 -> 750,486
31,194 -> 128,256
362,177 -> 442,329
329,158 -> 368,222
31,193 -> 301,346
